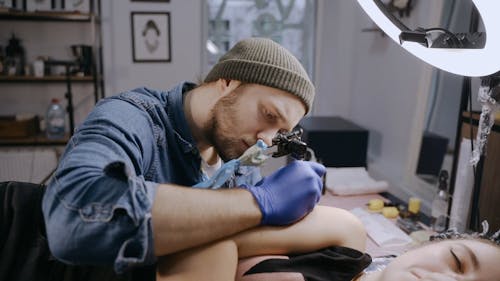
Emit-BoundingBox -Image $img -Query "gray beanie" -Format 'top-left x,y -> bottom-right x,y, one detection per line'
204,37 -> 315,113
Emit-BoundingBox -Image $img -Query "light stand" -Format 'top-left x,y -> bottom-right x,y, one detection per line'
44,60 -> 79,135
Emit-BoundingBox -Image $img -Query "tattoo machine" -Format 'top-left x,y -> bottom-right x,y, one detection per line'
194,129 -> 310,189
238,129 -> 310,166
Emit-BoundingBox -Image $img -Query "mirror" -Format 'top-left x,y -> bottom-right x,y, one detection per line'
203,0 -> 316,78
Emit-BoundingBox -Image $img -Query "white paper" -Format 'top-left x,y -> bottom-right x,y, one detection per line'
326,167 -> 388,195
351,207 -> 412,247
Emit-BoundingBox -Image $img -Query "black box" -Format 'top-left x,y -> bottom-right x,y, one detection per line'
416,131 -> 449,177
299,116 -> 369,168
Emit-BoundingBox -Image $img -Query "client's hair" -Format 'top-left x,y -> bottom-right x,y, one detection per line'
430,220 -> 500,246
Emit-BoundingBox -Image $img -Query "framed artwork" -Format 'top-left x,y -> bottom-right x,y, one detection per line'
26,0 -> 52,12
0,0 -> 15,9
64,0 -> 90,13
131,12 -> 171,62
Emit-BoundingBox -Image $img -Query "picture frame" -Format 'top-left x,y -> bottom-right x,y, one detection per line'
63,0 -> 90,13
131,12 -> 171,63
26,0 -> 52,12
131,0 -> 170,2
0,0 -> 15,9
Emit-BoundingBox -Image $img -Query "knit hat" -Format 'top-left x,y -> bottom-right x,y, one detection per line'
204,37 -> 315,113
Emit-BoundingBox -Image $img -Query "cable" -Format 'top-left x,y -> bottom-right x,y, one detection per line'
467,78 -> 475,175
29,149 -> 35,183
468,4 -> 481,231
467,76 -> 481,231
424,27 -> 456,38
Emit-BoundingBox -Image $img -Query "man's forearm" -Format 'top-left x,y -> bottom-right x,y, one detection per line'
151,184 -> 262,256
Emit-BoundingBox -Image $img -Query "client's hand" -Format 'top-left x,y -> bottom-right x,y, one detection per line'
241,160 -> 325,226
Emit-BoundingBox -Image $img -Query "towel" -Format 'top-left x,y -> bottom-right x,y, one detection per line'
325,167 -> 388,196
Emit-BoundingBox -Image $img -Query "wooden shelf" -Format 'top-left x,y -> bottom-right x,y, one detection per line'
0,133 -> 69,146
0,10 -> 95,22
0,75 -> 94,83
461,111 -> 500,131
0,1 -> 103,148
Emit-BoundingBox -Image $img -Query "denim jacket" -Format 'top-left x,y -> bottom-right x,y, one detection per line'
42,82 -> 206,273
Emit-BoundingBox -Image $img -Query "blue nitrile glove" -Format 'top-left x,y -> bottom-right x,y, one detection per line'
241,160 -> 326,226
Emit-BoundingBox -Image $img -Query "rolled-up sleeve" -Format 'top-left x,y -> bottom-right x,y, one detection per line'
42,97 -> 161,273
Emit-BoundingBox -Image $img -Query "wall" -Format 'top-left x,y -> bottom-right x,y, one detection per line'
0,1 -> 204,183
314,0 -> 357,117
0,19 -> 98,183
0,21 -> 95,126
314,1 -> 444,212
0,1 -> 204,121
101,1 -> 203,96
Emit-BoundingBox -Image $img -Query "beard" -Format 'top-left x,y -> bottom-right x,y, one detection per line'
206,91 -> 253,162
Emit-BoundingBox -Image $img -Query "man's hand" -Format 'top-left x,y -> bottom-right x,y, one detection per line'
241,160 -> 326,226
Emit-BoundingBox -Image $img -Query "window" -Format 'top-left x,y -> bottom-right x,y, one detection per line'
204,0 -> 316,78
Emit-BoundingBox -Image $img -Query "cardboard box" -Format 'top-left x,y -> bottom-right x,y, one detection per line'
0,115 -> 40,138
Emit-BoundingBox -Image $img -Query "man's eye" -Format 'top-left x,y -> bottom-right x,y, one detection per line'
264,110 -> 277,121
450,249 -> 463,273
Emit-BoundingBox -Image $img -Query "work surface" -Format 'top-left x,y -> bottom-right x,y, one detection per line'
236,190 -> 416,281
318,191 -> 412,257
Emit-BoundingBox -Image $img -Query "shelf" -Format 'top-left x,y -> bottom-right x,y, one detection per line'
0,75 -> 95,83
0,133 -> 69,146
461,111 -> 500,131
0,1 -> 103,148
0,10 -> 96,22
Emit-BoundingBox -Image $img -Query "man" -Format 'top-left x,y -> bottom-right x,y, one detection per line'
42,38 -> 365,280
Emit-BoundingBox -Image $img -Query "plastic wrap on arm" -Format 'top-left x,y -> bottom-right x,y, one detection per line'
470,86 -> 500,165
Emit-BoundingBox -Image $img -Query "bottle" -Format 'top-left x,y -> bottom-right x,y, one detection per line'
5,33 -> 26,76
46,98 -> 66,139
431,170 -> 449,232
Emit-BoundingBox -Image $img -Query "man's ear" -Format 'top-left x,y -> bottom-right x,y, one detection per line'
216,79 -> 242,97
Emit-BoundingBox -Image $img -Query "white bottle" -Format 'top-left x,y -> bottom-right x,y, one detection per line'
431,170 -> 449,232
46,98 -> 66,139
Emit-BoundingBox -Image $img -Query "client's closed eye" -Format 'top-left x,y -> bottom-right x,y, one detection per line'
450,249 -> 463,274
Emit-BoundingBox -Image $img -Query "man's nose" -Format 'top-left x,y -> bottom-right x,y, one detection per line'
257,129 -> 278,146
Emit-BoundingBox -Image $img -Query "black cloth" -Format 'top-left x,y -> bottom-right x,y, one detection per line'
0,181 -> 155,281
0,181 -> 55,280
244,246 -> 372,281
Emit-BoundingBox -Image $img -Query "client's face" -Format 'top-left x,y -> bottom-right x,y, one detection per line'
378,239 -> 500,281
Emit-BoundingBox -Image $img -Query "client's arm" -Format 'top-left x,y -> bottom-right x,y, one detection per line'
232,205 -> 367,258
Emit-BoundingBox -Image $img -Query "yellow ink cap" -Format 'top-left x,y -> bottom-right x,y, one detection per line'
382,206 -> 399,219
368,198 -> 384,212
408,197 -> 421,214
